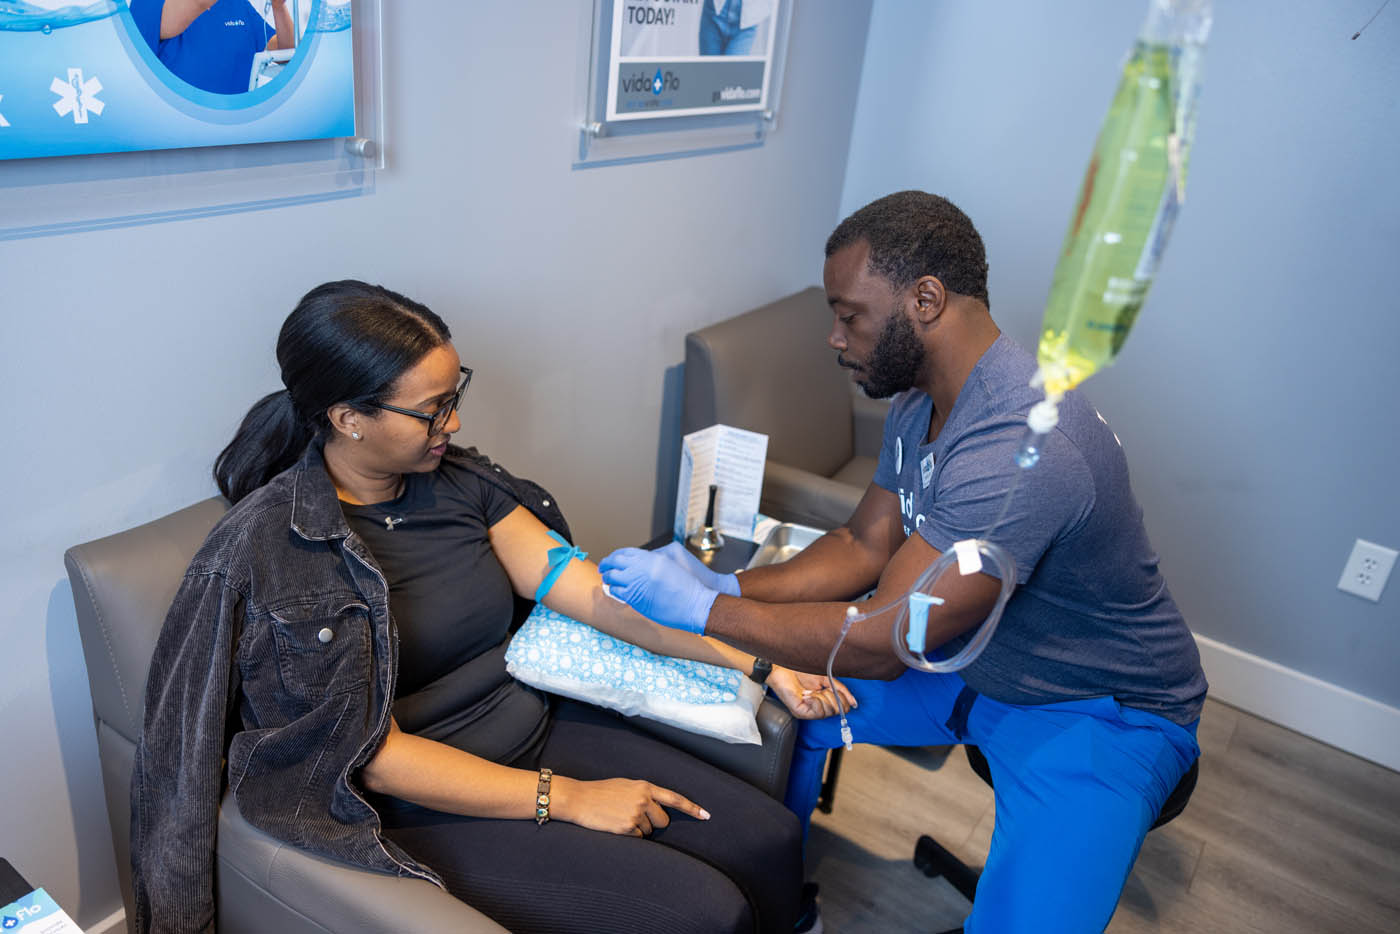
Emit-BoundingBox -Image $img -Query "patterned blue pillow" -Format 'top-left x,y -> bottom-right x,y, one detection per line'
506,604 -> 763,744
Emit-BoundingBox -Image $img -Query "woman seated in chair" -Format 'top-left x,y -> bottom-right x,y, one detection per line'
132,280 -> 848,934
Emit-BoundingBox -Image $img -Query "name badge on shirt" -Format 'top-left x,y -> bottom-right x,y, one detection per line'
920,453 -> 935,488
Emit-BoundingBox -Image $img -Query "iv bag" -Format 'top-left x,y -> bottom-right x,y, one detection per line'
1035,0 -> 1213,398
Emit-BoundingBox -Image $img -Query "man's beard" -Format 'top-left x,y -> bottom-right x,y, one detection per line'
844,309 -> 925,399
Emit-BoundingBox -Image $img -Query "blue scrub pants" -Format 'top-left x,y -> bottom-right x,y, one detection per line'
784,671 -> 1200,934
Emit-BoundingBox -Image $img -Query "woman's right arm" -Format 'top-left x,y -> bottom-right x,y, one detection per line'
360,717 -> 710,836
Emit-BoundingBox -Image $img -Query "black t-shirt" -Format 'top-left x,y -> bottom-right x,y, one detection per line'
343,461 -> 549,764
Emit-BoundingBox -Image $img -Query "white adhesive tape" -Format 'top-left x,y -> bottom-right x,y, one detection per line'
953,539 -> 983,575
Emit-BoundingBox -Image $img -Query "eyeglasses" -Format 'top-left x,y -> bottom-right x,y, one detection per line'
368,366 -> 472,436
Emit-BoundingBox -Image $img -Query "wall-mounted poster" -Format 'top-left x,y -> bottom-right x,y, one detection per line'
0,0 -> 355,161
605,0 -> 779,122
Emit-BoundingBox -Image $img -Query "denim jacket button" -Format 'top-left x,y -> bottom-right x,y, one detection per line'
317,627 -> 335,644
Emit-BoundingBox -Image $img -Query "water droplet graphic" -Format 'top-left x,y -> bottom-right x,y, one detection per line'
42,23 -> 52,34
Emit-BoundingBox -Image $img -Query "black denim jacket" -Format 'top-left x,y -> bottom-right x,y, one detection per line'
130,443 -> 570,933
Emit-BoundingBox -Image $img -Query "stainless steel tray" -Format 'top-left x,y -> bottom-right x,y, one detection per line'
747,522 -> 825,569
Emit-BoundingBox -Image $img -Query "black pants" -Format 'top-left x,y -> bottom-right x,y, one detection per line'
380,699 -> 802,934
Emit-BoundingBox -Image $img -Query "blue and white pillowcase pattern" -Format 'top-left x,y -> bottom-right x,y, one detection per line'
507,605 -> 742,704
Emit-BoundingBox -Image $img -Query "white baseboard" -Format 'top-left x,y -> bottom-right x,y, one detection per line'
1195,634 -> 1400,773
85,906 -> 125,934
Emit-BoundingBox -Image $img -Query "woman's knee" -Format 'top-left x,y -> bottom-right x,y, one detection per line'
684,880 -> 754,934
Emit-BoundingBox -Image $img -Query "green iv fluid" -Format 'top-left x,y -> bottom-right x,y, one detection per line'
1036,40 -> 1193,398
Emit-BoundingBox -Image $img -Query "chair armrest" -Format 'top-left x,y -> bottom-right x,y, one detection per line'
760,460 -> 866,532
216,790 -> 508,934
851,393 -> 891,460
624,696 -> 796,801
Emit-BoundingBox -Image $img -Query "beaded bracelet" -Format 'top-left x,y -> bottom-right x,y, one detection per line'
535,768 -> 553,825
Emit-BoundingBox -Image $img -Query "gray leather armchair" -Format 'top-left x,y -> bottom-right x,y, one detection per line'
65,497 -> 795,932
683,287 -> 890,530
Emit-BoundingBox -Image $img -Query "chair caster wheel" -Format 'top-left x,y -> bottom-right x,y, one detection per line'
914,834 -> 954,876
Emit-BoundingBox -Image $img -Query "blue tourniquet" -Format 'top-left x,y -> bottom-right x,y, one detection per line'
535,530 -> 588,602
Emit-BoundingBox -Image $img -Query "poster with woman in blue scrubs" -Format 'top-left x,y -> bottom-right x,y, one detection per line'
0,0 -> 355,161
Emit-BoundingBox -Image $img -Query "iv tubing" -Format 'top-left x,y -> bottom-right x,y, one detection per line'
820,455 -> 1033,748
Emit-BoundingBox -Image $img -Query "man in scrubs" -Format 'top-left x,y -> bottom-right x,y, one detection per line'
601,191 -> 1207,933
131,0 -> 294,95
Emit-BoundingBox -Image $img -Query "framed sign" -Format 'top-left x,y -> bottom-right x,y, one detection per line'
0,0 -> 355,161
575,0 -> 792,167
604,0 -> 781,122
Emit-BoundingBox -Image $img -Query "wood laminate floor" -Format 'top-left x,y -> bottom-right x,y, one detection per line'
804,698 -> 1400,933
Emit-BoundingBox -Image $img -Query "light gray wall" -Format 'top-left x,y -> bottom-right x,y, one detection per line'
0,1 -> 873,924
841,0 -> 1400,704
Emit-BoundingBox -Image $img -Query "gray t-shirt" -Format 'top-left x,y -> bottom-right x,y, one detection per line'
873,334 -> 1206,726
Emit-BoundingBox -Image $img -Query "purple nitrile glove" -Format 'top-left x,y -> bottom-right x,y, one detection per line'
656,541 -> 741,596
598,547 -> 720,635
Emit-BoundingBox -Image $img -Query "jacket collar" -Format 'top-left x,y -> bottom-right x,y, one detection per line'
288,442 -> 353,542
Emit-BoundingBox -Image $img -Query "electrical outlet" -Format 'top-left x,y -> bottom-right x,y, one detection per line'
1337,539 -> 1398,602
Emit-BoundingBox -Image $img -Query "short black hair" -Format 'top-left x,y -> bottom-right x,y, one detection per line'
826,191 -> 990,306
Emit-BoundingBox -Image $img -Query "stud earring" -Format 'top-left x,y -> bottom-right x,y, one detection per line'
351,431 -> 361,440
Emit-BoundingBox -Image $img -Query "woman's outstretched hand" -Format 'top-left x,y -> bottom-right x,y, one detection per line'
767,666 -> 857,720
552,775 -> 710,836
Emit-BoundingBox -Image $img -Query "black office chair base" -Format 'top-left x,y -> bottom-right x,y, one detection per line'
913,834 -> 980,903
816,747 -> 844,813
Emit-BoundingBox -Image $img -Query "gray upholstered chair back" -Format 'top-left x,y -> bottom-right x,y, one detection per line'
684,287 -> 854,477
65,496 -> 230,918
684,288 -> 889,529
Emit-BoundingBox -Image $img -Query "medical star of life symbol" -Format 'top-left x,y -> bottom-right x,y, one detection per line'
51,67 -> 104,124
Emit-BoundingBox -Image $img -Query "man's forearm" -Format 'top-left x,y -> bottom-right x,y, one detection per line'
706,594 -> 905,679
707,532 -> 1005,680
736,527 -> 885,603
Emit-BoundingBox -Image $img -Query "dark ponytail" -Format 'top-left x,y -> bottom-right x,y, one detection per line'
214,280 -> 452,503
214,390 -> 314,504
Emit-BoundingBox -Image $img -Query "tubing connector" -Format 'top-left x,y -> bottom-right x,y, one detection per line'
1027,398 -> 1061,434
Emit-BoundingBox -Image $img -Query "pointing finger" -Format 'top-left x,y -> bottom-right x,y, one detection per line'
651,785 -> 710,821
